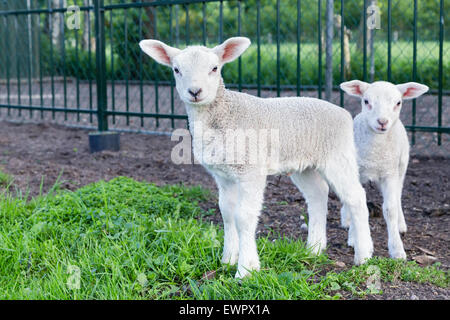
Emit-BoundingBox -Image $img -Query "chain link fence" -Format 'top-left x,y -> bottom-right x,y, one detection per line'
0,0 -> 448,156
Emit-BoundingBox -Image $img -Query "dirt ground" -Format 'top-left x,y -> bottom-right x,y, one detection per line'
0,80 -> 448,157
0,120 -> 448,300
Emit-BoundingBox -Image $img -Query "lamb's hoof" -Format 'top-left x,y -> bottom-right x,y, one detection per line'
354,254 -> 372,266
221,252 -> 238,266
307,242 -> 326,256
398,224 -> 407,234
354,242 -> 374,265
235,260 -> 260,279
390,249 -> 407,260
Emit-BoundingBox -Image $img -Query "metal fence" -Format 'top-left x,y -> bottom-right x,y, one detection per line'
0,0 -> 448,155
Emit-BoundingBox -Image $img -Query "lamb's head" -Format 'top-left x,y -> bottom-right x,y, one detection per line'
139,37 -> 251,106
340,80 -> 429,134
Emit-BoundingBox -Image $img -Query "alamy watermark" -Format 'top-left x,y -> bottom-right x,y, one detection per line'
367,2 -> 381,30
170,122 -> 280,172
366,265 -> 381,293
66,5 -> 81,30
66,264 -> 81,290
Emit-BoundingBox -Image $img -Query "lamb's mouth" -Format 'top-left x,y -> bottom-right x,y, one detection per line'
373,126 -> 388,133
188,97 -> 209,105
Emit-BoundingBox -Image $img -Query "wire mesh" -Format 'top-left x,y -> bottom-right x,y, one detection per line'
0,0 -> 447,157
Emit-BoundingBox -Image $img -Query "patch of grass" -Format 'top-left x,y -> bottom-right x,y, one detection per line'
325,258 -> 449,297
0,170 -> 12,187
0,176 -> 447,299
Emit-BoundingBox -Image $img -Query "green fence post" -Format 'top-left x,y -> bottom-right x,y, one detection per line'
296,0 -> 301,97
94,0 -> 108,132
438,0 -> 443,146
412,0 -> 417,145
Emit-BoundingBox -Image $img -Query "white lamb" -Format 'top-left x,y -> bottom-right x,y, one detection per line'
140,37 -> 373,278
340,80 -> 428,259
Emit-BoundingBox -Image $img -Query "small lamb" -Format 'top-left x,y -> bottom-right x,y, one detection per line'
340,80 -> 429,259
140,37 -> 373,278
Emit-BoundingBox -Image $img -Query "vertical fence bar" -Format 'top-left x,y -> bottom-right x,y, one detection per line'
4,12 -> 11,115
109,2 -> 115,124
276,0 -> 280,97
94,0 -> 108,131
318,0 -> 322,99
325,0 -> 333,102
238,0 -> 242,92
256,0 -> 261,97
14,15 -> 22,115
219,0 -> 223,43
411,0 -> 417,145
340,0 -> 344,107
63,4 -> 68,120
76,23 -> 81,122
60,0 -> 67,121
139,3 -> 144,127
87,5 -> 93,123
438,0 -> 443,145
296,0 -> 301,97
202,1 -> 206,46
124,7 -> 129,126
154,6 -> 159,127
387,0 -> 392,82
185,3 -> 189,129
185,4 -> 189,45
38,13 -> 44,119
26,9 -> 32,117
363,0 -> 367,82
48,0 -> 55,119
170,4 -> 175,129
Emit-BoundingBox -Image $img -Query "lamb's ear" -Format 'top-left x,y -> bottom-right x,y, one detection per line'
213,37 -> 251,65
340,80 -> 370,97
139,39 -> 181,67
396,82 -> 429,100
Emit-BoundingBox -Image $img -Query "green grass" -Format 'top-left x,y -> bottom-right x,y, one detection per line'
0,170 -> 12,187
0,176 -> 447,299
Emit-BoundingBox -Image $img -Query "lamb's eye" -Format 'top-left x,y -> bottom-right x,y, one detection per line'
212,66 -> 218,72
396,101 -> 401,106
364,99 -> 369,105
174,67 -> 180,74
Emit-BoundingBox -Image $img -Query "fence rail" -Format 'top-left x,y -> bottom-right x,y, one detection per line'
0,0 -> 448,154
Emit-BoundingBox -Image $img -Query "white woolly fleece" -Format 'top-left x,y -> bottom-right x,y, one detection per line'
140,38 -> 374,278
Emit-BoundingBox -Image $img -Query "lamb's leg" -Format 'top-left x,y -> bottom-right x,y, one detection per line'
215,176 -> 240,265
340,205 -> 351,228
322,157 -> 373,265
290,168 -> 329,254
379,177 -> 407,259
341,204 -> 355,248
234,174 -> 267,278
397,177 -> 407,234
397,161 -> 408,234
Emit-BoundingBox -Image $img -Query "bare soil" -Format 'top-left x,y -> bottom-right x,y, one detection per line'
0,120 -> 448,300
0,81 -> 448,157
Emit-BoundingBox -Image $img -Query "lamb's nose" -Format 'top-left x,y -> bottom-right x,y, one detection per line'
188,87 -> 202,98
377,118 -> 389,126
